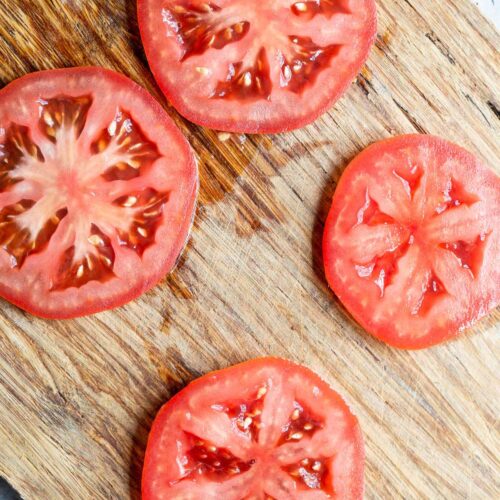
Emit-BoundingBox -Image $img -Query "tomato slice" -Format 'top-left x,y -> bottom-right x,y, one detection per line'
0,68 -> 198,319
323,135 -> 500,349
142,358 -> 364,499
138,0 -> 377,133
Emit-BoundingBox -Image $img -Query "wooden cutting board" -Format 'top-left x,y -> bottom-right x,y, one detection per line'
0,0 -> 498,498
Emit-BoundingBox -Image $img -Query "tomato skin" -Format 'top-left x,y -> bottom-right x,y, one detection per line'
0,67 -> 198,319
323,135 -> 500,349
137,1 -> 377,134
142,357 -> 365,499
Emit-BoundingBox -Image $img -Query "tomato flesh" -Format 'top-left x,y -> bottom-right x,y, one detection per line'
323,135 -> 500,349
138,0 -> 377,133
142,358 -> 364,499
0,68 -> 197,318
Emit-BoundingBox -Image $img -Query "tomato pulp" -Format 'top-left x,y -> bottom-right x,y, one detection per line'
142,358 -> 364,499
0,68 -> 198,318
138,0 -> 377,133
323,135 -> 500,349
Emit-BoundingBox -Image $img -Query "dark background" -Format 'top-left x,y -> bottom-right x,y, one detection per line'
0,478 -> 21,500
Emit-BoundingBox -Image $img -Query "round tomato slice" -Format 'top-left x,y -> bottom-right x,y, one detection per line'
323,135 -> 500,349
142,358 -> 364,499
138,0 -> 377,133
0,68 -> 198,319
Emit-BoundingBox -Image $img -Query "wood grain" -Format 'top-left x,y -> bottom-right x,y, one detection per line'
0,0 -> 499,498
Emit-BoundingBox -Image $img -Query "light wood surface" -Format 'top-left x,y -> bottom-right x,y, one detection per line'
0,0 -> 499,498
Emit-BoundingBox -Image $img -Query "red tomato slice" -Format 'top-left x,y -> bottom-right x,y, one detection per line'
323,135 -> 500,349
142,358 -> 364,499
0,68 -> 198,319
138,0 -> 377,133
